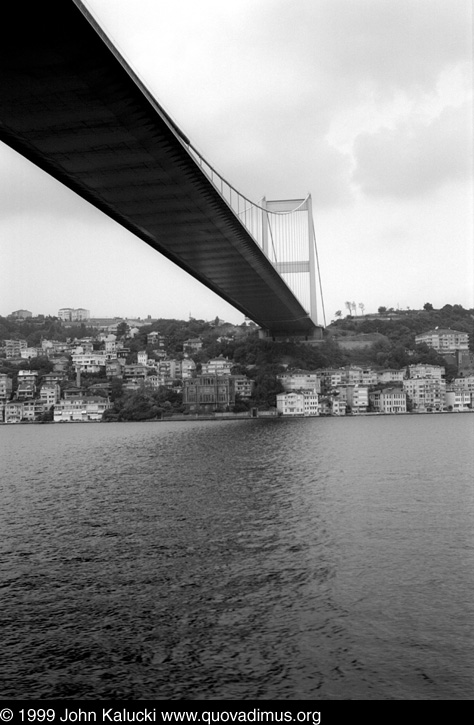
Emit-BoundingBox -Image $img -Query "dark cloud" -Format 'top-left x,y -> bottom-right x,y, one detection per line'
352,103 -> 472,199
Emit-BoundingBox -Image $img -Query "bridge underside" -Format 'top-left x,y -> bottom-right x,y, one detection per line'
0,1 -> 320,339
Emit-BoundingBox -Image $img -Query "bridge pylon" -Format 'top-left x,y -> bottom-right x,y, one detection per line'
260,195 -> 320,336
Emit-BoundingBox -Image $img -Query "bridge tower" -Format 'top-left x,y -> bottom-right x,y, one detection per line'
260,195 -> 319,331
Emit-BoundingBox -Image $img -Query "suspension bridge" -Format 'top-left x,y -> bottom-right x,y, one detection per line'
0,0 -> 325,340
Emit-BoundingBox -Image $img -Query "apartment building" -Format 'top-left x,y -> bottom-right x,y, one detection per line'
403,378 -> 446,412
276,392 -> 304,416
444,389 -> 471,412
337,385 -> 369,413
5,339 -> 27,359
0,374 -> 12,401
58,308 -> 90,322
201,357 -> 233,376
40,384 -> 61,407
232,375 -> 254,399
54,397 -> 111,422
377,369 -> 405,384
71,351 -> 107,373
406,364 -> 445,380
415,328 -> 469,353
4,402 -> 24,423
277,370 -> 320,393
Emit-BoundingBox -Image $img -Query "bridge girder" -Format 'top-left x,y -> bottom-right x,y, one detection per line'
0,0 -> 320,338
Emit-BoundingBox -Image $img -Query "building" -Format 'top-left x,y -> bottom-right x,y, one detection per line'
183,338 -> 203,352
183,375 -> 235,412
22,400 -> 47,421
201,357 -> 233,376
58,307 -> 90,322
53,397 -> 111,422
338,385 -> 369,414
370,387 -> 407,414
10,309 -> 32,319
376,369 -> 405,384
71,351 -> 107,373
4,402 -> 24,423
181,358 -> 196,379
18,370 -> 39,385
5,339 -> 27,359
40,384 -> 61,407
406,364 -> 445,380
415,328 -> 469,354
232,374 -> 254,399
278,370 -> 320,393
316,368 -> 344,391
319,393 -> 346,416
158,359 -> 180,380
276,391 -> 304,416
106,359 -> 123,378
137,351 -> 148,366
147,331 -> 165,347
103,335 -> 117,354
342,366 -> 378,386
277,390 -> 319,417
444,388 -> 471,412
123,364 -> 147,382
15,382 -> 36,400
403,378 -> 446,412
0,374 -> 12,402
452,375 -> 474,395
20,347 -> 42,359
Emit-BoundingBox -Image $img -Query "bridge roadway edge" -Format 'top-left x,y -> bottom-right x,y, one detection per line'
0,0 -> 323,340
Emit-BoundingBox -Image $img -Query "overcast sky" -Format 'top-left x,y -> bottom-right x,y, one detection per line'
1,0 -> 472,324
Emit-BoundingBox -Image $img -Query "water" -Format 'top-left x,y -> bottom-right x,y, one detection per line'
1,415 -> 473,700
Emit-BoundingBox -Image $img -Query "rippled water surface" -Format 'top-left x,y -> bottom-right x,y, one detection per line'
1,415 -> 473,700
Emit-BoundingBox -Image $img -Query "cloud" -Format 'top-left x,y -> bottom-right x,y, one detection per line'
352,103 -> 472,199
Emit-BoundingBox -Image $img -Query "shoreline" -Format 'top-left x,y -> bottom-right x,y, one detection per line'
1,409 -> 473,425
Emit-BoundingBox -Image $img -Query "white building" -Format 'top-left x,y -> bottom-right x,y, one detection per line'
276,390 -> 319,417
54,397 -> 111,422
377,369 -> 405,384
452,376 -> 474,394
104,335 -> 117,354
370,388 -> 407,414
4,401 -> 24,423
71,352 -> 107,372
58,307 -> 90,321
406,364 -> 445,380
202,357 -> 233,376
277,370 -> 320,393
415,328 -> 469,353
277,392 -> 303,416
444,389 -> 471,412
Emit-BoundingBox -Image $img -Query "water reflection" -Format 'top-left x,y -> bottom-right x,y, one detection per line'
1,416 -> 473,699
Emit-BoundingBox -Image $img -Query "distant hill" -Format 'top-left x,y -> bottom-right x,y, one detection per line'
329,305 -> 474,351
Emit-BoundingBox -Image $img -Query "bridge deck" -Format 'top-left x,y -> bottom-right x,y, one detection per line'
0,1 -> 318,336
